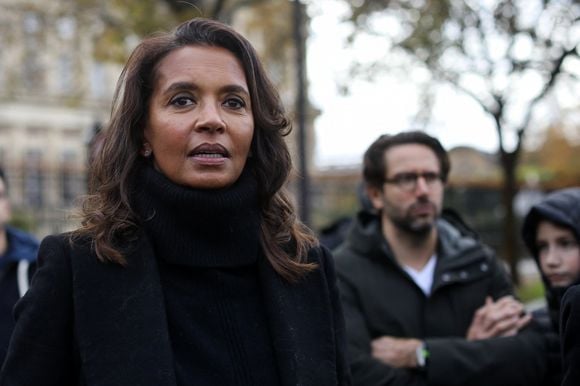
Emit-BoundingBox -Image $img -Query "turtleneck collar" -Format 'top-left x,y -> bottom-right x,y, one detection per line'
133,165 -> 262,268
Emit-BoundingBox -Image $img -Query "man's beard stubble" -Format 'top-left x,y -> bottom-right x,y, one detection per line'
391,216 -> 433,239
389,198 -> 438,240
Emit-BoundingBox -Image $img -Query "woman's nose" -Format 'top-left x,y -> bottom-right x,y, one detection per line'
195,104 -> 225,132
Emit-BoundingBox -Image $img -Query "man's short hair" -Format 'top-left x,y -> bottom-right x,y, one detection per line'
363,130 -> 450,189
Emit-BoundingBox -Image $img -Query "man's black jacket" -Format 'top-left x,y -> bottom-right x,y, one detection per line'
334,210 -> 547,386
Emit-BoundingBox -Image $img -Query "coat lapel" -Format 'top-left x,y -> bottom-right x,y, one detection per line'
258,253 -> 339,386
71,236 -> 177,386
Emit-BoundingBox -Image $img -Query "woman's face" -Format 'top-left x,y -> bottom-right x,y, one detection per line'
145,45 -> 254,189
536,220 -> 580,288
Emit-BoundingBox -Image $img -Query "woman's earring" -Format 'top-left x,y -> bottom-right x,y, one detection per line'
142,143 -> 152,157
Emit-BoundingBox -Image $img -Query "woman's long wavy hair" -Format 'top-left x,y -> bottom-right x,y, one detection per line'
74,18 -> 317,282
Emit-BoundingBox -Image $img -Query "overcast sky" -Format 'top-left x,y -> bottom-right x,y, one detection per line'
306,0 -> 509,168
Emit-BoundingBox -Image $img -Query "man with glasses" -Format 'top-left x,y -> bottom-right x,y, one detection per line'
334,131 -> 547,385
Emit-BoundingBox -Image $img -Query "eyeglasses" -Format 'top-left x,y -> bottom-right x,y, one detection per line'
383,172 -> 442,192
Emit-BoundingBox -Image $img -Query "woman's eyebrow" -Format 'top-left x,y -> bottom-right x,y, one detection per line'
220,84 -> 250,97
161,82 -> 249,98
163,81 -> 198,94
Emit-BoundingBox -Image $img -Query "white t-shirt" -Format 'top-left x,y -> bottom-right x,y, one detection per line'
403,254 -> 437,296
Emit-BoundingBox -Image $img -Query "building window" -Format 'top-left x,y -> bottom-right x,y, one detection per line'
0,17 -> 5,91
0,42 -> 4,92
58,54 -> 74,92
60,151 -> 83,206
23,149 -> 43,208
57,17 -> 76,93
22,12 -> 44,91
90,62 -> 106,98
56,17 -> 76,40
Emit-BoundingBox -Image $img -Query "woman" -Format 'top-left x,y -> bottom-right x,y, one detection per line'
522,187 -> 580,386
0,18 -> 350,386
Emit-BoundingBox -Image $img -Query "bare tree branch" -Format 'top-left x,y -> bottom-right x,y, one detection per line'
514,46 -> 579,155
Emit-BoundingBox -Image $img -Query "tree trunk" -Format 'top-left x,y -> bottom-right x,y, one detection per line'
293,0 -> 310,225
499,150 -> 520,285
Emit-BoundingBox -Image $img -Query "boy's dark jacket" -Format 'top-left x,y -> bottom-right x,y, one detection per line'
522,187 -> 580,386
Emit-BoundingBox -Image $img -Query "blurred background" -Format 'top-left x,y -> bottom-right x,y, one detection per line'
0,0 -> 578,299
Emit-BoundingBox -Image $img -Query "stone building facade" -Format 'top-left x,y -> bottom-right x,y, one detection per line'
0,0 -> 315,237
0,0 -> 120,236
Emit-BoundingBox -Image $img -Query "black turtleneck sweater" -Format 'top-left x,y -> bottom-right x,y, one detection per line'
133,166 -> 280,386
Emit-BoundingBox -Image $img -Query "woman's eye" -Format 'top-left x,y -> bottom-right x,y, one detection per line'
170,96 -> 194,107
224,97 -> 245,109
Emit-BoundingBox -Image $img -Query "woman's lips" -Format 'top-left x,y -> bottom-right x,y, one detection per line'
188,143 -> 230,165
189,143 -> 229,157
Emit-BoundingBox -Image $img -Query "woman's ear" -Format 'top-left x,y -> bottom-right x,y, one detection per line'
141,143 -> 152,157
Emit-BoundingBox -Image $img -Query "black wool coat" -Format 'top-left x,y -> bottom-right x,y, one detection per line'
0,234 -> 351,386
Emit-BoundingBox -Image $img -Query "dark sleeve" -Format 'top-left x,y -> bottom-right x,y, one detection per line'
336,272 -> 426,386
486,251 -> 517,299
0,235 -> 77,386
425,256 -> 547,386
425,328 -> 547,386
560,284 -> 580,386
320,247 -> 352,386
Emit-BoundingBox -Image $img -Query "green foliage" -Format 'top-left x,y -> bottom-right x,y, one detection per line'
520,124 -> 580,188
312,194 -> 359,232
90,0 -> 199,62
516,279 -> 545,303
9,210 -> 36,233
84,0 -> 288,63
